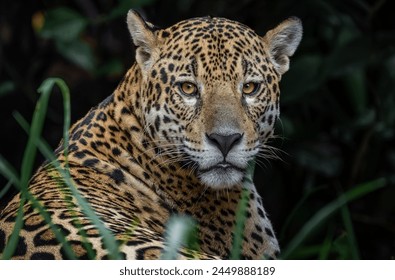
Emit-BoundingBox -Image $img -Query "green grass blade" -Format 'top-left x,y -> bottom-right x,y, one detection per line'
228,161 -> 257,259
0,80 -> 53,258
340,203 -> 359,259
0,154 -> 76,259
0,153 -> 25,259
42,78 -> 121,259
1,196 -> 26,259
19,81 -> 53,188
230,188 -> 250,259
24,192 -> 77,259
13,111 -> 55,159
281,177 -> 387,259
40,79 -> 121,259
318,224 -> 334,259
40,80 -> 97,258
0,153 -> 24,259
1,77 -> 78,259
18,78 -> 121,259
279,185 -> 326,241
161,215 -> 198,260
51,162 -> 122,259
2,78 -> 121,259
0,155 -> 21,188
14,112 -> 90,259
38,79 -> 71,170
0,181 -> 13,200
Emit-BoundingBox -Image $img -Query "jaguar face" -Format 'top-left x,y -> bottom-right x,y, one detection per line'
127,11 -> 302,189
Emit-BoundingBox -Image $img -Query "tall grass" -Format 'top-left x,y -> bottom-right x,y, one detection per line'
0,78 -> 121,259
280,178 -> 387,259
0,78 -> 76,259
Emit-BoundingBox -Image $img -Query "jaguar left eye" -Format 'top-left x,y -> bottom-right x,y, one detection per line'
178,82 -> 198,96
242,82 -> 260,96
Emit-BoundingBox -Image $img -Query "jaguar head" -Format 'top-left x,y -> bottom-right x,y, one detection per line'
127,10 -> 302,189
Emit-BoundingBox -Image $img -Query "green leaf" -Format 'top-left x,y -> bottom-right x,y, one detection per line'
40,7 -> 87,42
105,0 -> 158,21
0,81 -> 15,97
56,40 -> 96,72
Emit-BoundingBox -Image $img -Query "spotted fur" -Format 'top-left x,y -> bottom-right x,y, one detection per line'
0,10 -> 302,259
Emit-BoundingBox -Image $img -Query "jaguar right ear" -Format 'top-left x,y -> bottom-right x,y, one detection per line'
263,17 -> 303,76
127,10 -> 159,73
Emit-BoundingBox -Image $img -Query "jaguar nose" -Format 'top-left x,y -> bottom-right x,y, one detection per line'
206,133 -> 243,157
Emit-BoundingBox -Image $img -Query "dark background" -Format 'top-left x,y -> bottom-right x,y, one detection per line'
1,0 -> 394,259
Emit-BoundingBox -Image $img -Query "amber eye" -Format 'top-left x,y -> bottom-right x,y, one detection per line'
242,82 -> 260,95
179,82 -> 198,96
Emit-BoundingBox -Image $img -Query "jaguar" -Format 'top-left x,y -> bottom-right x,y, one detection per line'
0,10 -> 302,259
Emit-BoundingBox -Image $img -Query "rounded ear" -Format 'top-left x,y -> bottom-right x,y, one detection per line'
127,10 -> 158,72
263,17 -> 303,75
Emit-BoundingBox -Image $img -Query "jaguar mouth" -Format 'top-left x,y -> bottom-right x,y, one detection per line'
199,161 -> 245,173
198,161 -> 246,188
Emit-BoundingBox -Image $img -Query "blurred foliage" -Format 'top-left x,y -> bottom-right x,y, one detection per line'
0,0 -> 395,259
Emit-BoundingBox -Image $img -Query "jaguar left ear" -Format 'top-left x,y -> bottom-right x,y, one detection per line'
263,17 -> 303,75
127,10 -> 158,72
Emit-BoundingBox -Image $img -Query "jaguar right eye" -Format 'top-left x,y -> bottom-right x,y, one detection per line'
242,82 -> 261,96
